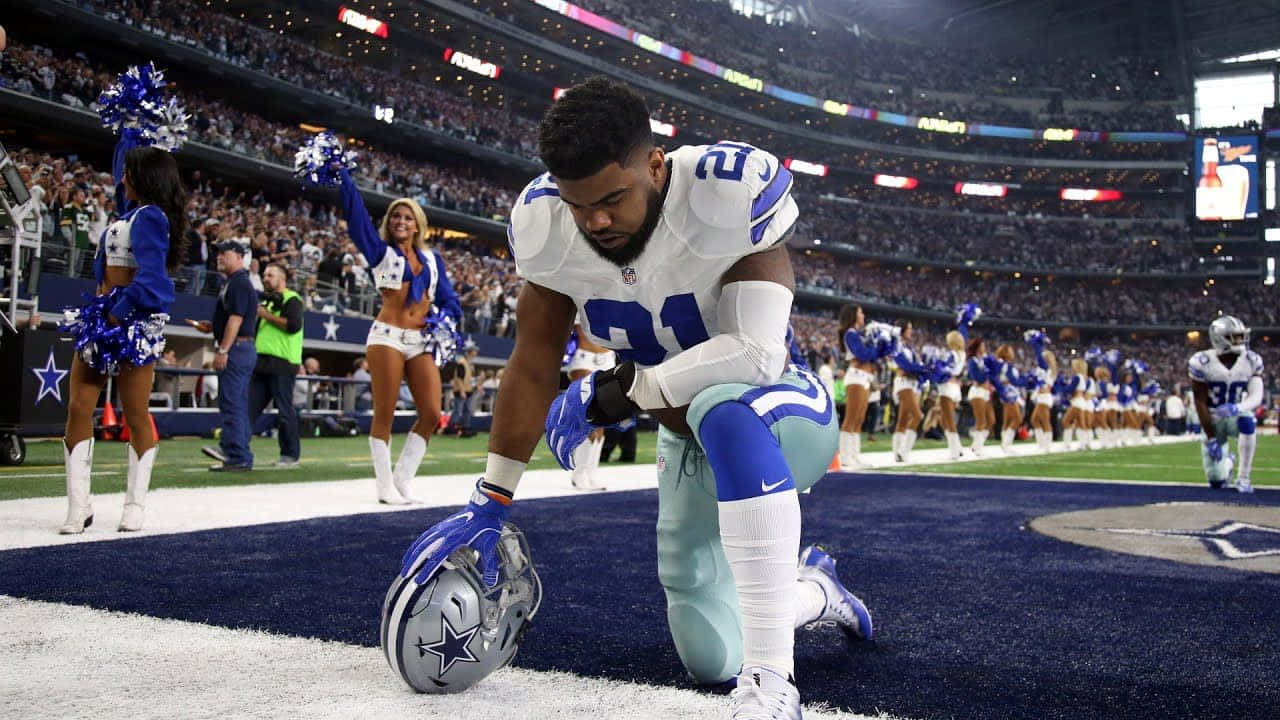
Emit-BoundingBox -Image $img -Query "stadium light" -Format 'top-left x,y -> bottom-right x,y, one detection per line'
783,158 -> 828,177
874,174 -> 918,190
337,6 -> 388,38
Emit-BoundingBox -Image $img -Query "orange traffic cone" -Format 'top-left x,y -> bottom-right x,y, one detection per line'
828,452 -> 841,472
150,412 -> 160,441
119,419 -> 130,443
100,400 -> 123,441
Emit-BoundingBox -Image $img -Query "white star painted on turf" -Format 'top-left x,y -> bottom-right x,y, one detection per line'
323,315 -> 340,341
1097,521 -> 1280,560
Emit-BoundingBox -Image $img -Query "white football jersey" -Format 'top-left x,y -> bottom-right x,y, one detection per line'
509,141 -> 797,368
1188,349 -> 1264,408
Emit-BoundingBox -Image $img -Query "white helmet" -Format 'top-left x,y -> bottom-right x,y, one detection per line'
1208,315 -> 1250,355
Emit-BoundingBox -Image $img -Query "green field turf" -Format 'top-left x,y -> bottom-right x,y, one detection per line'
0,431 -> 950,501
0,434 -> 659,501
904,434 -> 1279,487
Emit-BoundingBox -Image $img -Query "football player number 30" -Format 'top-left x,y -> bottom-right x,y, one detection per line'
584,294 -> 709,366
1207,380 -> 1248,407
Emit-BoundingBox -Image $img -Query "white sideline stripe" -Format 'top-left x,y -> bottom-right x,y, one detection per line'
0,596 -> 884,720
0,466 -> 660,552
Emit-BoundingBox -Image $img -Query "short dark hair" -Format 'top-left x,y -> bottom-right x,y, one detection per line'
538,76 -> 652,180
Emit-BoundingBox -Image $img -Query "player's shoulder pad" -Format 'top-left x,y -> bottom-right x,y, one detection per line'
508,173 -> 572,278
1188,350 -> 1212,380
1248,350 -> 1264,376
673,142 -> 797,257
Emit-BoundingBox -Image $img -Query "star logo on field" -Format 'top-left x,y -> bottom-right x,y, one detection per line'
31,347 -> 69,405
417,616 -> 480,676
323,315 -> 340,341
1097,521 -> 1280,560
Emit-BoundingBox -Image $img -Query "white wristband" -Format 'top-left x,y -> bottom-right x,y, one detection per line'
482,453 -> 527,496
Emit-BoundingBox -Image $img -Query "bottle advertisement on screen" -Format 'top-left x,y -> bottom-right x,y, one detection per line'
1194,135 -> 1258,221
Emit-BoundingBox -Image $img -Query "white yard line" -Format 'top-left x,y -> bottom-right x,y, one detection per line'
0,596 -> 883,720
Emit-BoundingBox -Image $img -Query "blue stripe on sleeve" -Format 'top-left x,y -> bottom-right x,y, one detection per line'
750,165 -> 792,222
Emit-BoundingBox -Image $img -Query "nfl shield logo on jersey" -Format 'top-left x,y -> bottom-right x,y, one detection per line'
621,266 -> 637,285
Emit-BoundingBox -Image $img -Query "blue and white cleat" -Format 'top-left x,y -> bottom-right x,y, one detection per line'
798,545 -> 873,641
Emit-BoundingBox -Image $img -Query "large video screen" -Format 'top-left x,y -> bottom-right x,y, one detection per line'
1194,134 -> 1259,221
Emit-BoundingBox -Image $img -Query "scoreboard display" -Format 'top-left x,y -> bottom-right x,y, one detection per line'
1193,134 -> 1259,221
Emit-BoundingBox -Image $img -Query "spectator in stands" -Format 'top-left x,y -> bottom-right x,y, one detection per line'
449,341 -> 479,438
58,185 -> 92,275
195,237 -> 258,472
248,263 -> 304,467
351,356 -> 373,412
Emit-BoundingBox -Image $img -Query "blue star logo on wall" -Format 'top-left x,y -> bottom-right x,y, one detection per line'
31,347 -> 69,406
416,616 -> 480,676
1099,521 -> 1280,560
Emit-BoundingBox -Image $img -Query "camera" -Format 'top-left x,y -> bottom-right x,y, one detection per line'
260,290 -> 284,312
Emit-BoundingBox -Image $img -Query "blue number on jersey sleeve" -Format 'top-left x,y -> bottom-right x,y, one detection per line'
584,293 -> 709,366
1207,380 -> 1248,407
695,142 -> 755,182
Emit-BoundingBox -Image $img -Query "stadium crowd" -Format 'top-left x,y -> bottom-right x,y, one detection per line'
549,0 -> 1182,107
801,199 -> 1203,273
58,0 -> 1189,165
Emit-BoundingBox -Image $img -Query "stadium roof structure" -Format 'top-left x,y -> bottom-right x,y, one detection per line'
812,0 -> 1280,62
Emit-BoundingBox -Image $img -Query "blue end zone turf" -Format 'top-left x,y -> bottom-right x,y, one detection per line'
3,473 -> 1279,718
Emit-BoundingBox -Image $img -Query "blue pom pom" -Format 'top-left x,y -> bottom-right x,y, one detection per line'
423,310 -> 463,365
561,329 -> 580,368
294,132 -> 358,187
60,289 -> 167,376
97,63 -> 188,151
955,302 -> 982,329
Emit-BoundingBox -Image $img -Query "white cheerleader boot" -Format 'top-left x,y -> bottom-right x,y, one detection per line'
971,430 -> 988,456
370,437 -> 409,505
119,444 -> 156,532
392,432 -> 428,503
59,438 -> 95,534
838,431 -> 861,470
945,431 -> 962,460
1000,428 -> 1015,454
901,430 -> 917,463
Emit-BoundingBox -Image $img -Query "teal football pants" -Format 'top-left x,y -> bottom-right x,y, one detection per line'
654,368 -> 838,684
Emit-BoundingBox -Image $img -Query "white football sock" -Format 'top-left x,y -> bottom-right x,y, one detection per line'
794,577 -> 827,628
1237,431 -> 1257,481
719,491 -> 801,678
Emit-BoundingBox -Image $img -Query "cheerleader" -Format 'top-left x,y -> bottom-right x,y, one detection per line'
890,321 -> 929,463
1117,369 -> 1139,446
934,331 -> 968,460
1059,358 -> 1090,451
1137,379 -> 1160,444
965,337 -> 996,456
837,305 -> 889,469
60,131 -> 188,533
1026,332 -> 1056,452
1093,365 -> 1116,448
987,344 -> 1031,455
564,323 -> 615,490
335,167 -> 462,504
1082,369 -> 1099,449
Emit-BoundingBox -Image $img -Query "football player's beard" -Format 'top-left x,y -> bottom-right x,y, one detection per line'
581,184 -> 663,267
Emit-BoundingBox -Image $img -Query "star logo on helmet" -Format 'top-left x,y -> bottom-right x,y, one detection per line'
418,615 -> 480,676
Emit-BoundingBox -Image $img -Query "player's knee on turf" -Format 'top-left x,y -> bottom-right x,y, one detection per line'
657,534 -> 742,684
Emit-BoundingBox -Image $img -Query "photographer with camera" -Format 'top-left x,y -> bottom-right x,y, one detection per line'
249,263 -> 304,466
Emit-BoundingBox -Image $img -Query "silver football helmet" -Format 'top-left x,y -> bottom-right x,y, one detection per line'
1208,315 -> 1250,355
381,523 -> 542,694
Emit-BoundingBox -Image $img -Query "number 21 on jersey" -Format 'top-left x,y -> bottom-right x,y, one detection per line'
583,294 -> 709,366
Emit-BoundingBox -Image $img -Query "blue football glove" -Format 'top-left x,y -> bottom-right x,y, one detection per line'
1205,437 -> 1224,462
1211,403 -> 1239,420
546,362 -> 640,470
546,374 -> 598,470
400,480 -> 511,587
